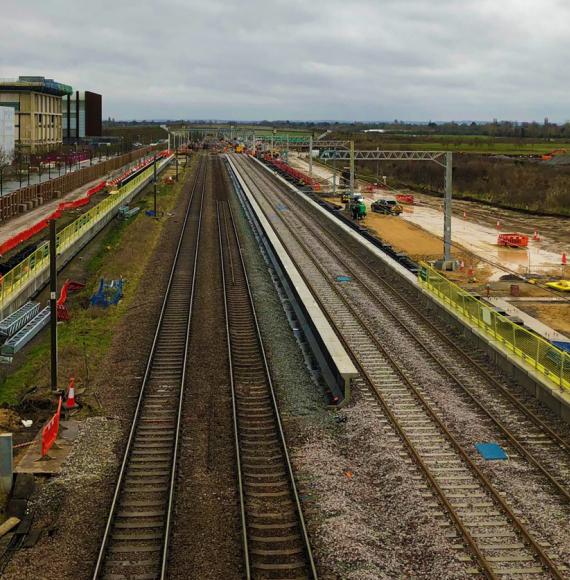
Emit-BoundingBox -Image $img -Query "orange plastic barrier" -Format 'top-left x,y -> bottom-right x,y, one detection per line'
106,151 -> 171,188
41,396 -> 62,457
57,279 -> 86,321
396,194 -> 415,205
0,180 -> 107,257
267,158 -> 321,192
497,233 -> 529,248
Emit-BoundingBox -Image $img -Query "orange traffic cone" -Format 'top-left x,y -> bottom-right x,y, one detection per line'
563,253 -> 568,266
496,220 -> 501,230
463,211 -> 467,219
533,229 -> 540,241
65,377 -> 78,410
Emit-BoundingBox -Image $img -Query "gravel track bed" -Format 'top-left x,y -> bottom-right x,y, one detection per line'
168,155 -> 242,579
251,161 -> 570,562
5,418 -> 121,580
341,283 -> 570,564
229,160 -> 471,578
262,189 -> 570,563
233,156 -> 570,573
3,167 -> 197,580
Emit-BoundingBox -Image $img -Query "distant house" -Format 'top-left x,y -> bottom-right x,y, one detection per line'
363,129 -> 386,133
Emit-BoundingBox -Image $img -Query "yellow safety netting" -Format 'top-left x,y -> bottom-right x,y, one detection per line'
419,263 -> 569,392
0,163 -> 158,309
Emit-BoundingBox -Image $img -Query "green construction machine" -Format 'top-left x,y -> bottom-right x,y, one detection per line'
349,198 -> 367,221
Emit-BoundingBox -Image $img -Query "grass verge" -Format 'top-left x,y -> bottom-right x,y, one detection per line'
0,158 -> 194,406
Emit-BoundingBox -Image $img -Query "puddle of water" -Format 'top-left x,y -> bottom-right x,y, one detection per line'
401,206 -> 564,279
288,156 -> 568,281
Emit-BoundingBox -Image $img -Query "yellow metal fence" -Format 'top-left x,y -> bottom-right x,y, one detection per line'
0,163 -> 159,310
419,263 -> 569,391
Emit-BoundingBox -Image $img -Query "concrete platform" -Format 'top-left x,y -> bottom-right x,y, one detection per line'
226,155 -> 358,404
487,296 -> 569,343
0,155 -> 173,320
15,420 -> 80,476
251,155 -> 570,424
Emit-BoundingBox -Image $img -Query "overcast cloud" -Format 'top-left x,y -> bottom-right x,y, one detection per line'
1,0 -> 569,122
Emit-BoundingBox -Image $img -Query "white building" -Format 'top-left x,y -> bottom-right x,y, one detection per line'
0,106 -> 15,158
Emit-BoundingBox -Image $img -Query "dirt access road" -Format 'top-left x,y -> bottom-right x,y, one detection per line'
291,153 -> 569,281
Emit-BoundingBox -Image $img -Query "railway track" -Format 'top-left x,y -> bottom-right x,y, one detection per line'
92,156 -> 207,579
217,197 -> 317,579
232,154 -> 570,578
266,167 -> 570,494
262,161 -> 570,498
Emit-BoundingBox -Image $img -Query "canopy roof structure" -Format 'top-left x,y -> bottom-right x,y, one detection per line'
0,76 -> 73,96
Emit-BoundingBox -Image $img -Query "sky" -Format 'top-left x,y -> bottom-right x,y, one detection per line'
1,0 -> 569,122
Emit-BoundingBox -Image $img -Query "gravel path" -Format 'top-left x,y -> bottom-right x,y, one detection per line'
4,418 -> 121,579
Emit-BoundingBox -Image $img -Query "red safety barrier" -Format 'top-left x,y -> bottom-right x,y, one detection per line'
41,396 -> 62,458
106,151 -> 171,188
497,233 -> 529,248
0,151 -> 170,256
56,279 -> 86,321
267,159 -> 321,192
0,180 -> 107,257
395,194 -> 415,205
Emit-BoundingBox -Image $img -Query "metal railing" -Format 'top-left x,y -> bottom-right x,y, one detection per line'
0,162 -> 161,310
419,263 -> 569,391
0,147 -> 158,221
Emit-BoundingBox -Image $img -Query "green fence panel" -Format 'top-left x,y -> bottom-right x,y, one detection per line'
419,262 -> 569,391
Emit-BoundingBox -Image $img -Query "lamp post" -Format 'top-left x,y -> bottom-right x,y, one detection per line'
49,218 -> 59,393
332,151 -> 337,195
153,154 -> 157,216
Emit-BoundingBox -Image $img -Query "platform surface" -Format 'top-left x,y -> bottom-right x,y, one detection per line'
487,296 -> 569,342
15,420 -> 80,476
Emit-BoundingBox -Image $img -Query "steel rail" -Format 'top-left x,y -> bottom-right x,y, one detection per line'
257,157 -> 570,473
217,194 -> 317,579
160,157 -> 206,579
253,163 -> 570,502
93,156 -> 207,579
234,155 -> 566,579
217,201 -> 250,579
